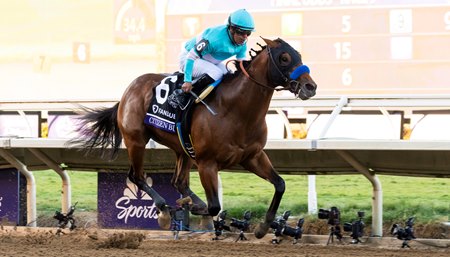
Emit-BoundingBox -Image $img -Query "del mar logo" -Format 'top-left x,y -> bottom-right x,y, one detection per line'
115,177 -> 158,223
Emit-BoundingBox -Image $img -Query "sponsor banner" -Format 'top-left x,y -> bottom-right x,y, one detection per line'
0,169 -> 20,224
98,172 -> 181,229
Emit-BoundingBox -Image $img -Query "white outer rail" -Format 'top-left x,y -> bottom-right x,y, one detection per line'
1,94 -> 450,111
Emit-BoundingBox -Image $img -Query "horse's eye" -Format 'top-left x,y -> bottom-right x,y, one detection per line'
279,53 -> 291,66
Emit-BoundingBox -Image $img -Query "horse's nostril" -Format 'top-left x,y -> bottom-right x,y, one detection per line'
305,83 -> 316,92
299,83 -> 316,100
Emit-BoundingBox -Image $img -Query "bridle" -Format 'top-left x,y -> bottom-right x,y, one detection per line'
239,60 -> 279,91
239,44 -> 310,95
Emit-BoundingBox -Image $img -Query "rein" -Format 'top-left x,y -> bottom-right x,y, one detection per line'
239,61 -> 284,91
238,46 -> 309,93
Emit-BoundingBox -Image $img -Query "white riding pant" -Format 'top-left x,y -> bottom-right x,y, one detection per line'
179,49 -> 228,81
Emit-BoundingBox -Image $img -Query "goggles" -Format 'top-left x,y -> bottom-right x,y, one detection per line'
234,27 -> 251,36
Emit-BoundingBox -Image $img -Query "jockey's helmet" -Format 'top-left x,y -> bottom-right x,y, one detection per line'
227,9 -> 255,32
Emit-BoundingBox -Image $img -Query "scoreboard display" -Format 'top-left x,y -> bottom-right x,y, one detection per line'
165,0 -> 450,95
114,0 -> 157,44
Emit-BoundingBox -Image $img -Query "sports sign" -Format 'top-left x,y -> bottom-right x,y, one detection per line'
98,172 -> 181,229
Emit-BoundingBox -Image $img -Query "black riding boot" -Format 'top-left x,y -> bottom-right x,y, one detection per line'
173,74 -> 215,110
191,74 -> 215,95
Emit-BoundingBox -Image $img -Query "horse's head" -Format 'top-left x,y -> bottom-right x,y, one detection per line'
262,37 -> 317,100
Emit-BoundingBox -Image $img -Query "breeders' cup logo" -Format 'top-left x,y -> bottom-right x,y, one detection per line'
115,177 -> 158,224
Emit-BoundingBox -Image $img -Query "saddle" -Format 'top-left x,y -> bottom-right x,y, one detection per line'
144,72 -> 212,159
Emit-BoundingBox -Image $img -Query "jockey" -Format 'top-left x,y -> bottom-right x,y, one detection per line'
173,9 -> 255,109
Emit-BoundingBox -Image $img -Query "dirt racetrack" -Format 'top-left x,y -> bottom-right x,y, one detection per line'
1,225 -> 448,257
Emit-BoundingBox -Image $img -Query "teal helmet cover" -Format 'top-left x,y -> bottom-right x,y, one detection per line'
228,9 -> 255,31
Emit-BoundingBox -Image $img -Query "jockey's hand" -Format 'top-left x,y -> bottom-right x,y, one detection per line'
181,82 -> 193,93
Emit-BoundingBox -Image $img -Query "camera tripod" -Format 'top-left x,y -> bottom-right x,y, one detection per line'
326,225 -> 343,245
212,220 -> 230,241
235,230 -> 248,242
351,237 -> 362,244
401,239 -> 412,248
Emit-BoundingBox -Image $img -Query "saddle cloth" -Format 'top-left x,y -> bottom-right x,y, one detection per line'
144,72 -> 197,159
144,73 -> 184,134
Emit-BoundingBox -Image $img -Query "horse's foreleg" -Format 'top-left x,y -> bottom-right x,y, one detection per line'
172,154 -> 208,215
242,151 -> 285,239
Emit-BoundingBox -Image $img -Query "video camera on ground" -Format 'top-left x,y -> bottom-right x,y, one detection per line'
270,210 -> 304,244
230,210 -> 252,241
53,202 -> 77,235
213,210 -> 230,240
343,211 -> 365,244
391,217 -> 416,248
318,206 -> 343,245
318,206 -> 341,226
230,210 -> 251,231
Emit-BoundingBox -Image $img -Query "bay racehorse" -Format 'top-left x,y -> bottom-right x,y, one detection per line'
74,37 -> 317,238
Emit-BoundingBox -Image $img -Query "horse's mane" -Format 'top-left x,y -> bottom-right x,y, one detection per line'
222,43 -> 267,83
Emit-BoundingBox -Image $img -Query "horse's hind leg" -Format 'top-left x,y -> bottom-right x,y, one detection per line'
124,136 -> 171,229
196,162 -> 221,217
126,144 -> 165,205
172,154 -> 208,215
241,151 -> 285,239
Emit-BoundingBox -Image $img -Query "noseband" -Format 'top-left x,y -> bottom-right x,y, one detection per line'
239,43 -> 310,94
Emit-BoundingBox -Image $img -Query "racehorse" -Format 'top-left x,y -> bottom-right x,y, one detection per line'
74,37 -> 317,239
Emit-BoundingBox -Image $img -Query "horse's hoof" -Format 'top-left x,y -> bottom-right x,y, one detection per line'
208,206 -> 221,217
157,210 -> 171,230
189,204 -> 209,216
176,196 -> 193,205
254,222 -> 269,239
199,215 -> 213,231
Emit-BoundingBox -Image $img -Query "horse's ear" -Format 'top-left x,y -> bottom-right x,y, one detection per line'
261,37 -> 277,48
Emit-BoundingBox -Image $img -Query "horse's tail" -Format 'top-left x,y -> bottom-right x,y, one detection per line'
71,102 -> 122,159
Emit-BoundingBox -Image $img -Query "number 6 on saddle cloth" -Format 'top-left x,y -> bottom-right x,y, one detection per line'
144,72 -> 220,158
